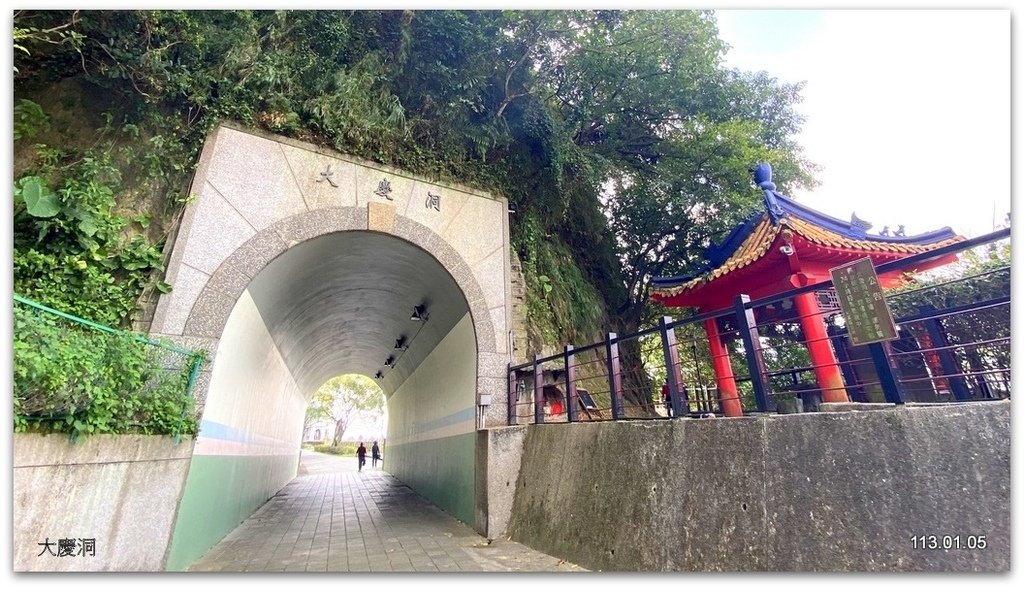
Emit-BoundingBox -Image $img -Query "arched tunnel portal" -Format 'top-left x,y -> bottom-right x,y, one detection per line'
147,124 -> 512,570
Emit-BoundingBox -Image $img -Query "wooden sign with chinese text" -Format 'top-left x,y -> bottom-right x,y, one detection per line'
829,257 -> 899,346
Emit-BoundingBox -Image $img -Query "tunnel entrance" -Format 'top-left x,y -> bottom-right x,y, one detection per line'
245,231 -> 473,396
245,230 -> 479,527
150,124 -> 512,570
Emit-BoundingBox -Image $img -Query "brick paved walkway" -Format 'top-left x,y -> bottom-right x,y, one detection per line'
189,451 -> 584,572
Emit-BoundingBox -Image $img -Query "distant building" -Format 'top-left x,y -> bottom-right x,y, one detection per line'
302,419 -> 334,444
302,416 -> 387,444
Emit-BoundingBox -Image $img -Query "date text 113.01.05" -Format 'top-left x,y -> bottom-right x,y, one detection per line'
911,535 -> 987,550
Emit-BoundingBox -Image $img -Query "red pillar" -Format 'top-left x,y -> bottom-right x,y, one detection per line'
704,318 -> 744,417
794,292 -> 849,403
915,330 -> 951,393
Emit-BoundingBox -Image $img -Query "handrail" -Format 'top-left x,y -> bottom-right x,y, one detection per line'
737,227 -> 1011,312
507,227 -> 1011,424
14,293 -> 204,440
13,293 -> 201,359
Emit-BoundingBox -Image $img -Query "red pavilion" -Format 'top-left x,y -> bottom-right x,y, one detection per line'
651,164 -> 965,416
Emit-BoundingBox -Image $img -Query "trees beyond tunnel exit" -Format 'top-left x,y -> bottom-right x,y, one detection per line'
308,375 -> 385,446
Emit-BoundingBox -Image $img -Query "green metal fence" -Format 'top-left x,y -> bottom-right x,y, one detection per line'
13,294 -> 204,441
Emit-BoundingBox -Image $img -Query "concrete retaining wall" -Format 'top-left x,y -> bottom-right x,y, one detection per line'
476,425 -> 527,538
506,401 -> 1010,572
13,434 -> 195,571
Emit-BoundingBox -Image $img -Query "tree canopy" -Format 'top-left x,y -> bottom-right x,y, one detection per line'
14,9 -> 814,344
309,374 -> 385,446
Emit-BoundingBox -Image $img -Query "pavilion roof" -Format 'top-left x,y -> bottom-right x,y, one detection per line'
651,172 -> 964,305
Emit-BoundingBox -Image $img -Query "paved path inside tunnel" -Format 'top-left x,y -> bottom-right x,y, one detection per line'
189,450 -> 584,572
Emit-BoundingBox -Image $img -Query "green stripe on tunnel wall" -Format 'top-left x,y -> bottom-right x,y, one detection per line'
165,454 -> 298,571
386,432 -> 476,525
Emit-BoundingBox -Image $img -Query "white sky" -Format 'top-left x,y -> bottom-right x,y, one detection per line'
344,411 -> 387,441
714,8 -> 1010,238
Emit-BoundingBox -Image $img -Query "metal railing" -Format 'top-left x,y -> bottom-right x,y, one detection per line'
508,227 -> 1010,424
13,294 -> 204,440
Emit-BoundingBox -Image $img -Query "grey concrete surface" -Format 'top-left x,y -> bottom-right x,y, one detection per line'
243,230 -> 472,397
189,451 -> 585,573
13,434 -> 195,571
476,426 -> 527,539
506,401 -> 1010,572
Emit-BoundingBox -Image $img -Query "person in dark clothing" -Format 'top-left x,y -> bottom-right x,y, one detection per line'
356,442 -> 367,471
371,441 -> 381,468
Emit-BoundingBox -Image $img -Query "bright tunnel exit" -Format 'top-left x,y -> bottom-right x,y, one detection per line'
166,230 -> 478,570
303,374 -> 388,448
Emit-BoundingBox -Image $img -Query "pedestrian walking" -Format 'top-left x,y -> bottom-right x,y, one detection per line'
356,442 -> 367,472
371,441 -> 381,468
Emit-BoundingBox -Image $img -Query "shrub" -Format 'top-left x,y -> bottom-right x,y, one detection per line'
13,302 -> 200,440
309,442 -> 360,457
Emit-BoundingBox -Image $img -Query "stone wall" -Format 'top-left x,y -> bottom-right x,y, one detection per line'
13,434 -> 195,571
475,425 -> 528,538
505,401 -> 1010,572
508,251 -> 530,365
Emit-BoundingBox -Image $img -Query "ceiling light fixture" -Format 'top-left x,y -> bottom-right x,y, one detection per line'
395,336 -> 408,350
410,304 -> 429,322
384,356 -> 395,367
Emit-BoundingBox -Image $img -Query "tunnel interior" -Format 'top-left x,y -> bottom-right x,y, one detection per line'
166,230 -> 478,570
246,231 -> 471,395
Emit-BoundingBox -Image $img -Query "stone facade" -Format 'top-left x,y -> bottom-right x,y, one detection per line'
149,122 -> 513,426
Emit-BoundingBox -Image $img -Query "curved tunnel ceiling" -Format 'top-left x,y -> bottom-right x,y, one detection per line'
245,231 -> 472,398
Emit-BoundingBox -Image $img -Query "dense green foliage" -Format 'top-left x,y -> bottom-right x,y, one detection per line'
14,10 -> 812,348
887,239 -> 1011,316
14,148 -> 171,325
13,304 -> 200,439
887,237 -> 1011,375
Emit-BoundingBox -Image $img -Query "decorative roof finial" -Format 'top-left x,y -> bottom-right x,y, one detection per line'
895,225 -> 906,237
753,162 -> 776,191
850,212 -> 873,238
880,225 -> 891,237
753,163 -> 785,224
